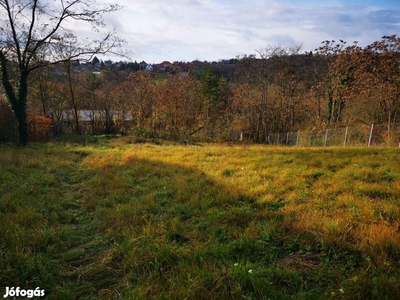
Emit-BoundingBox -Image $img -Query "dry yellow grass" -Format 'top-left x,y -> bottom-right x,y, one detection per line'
1,140 -> 399,299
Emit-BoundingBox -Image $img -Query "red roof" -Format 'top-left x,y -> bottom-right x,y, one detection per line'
160,61 -> 172,67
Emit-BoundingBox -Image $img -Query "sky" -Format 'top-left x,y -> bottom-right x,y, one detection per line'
96,0 -> 399,63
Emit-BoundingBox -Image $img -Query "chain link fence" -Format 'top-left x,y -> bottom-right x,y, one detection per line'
263,123 -> 400,147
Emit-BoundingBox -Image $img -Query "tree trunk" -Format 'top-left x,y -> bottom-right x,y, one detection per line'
0,52 -> 29,145
15,73 -> 29,146
68,79 -> 80,134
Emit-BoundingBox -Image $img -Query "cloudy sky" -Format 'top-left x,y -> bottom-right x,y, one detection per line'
98,0 -> 399,63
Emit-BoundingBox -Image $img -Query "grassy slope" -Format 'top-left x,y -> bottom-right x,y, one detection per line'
0,139 -> 399,299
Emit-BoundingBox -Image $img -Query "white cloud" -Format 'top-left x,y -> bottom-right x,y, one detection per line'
93,0 -> 398,62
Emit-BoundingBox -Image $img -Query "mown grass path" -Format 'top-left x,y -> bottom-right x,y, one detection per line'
0,140 -> 399,299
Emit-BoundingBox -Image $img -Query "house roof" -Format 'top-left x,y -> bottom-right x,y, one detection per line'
159,61 -> 172,67
61,110 -> 132,122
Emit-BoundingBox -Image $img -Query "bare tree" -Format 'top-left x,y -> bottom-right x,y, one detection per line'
314,39 -> 348,125
234,45 -> 303,141
0,0 -> 123,145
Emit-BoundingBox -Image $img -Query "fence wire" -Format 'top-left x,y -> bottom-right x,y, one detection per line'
261,123 -> 400,147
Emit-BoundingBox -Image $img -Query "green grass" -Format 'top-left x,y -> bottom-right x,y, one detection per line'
0,139 -> 399,299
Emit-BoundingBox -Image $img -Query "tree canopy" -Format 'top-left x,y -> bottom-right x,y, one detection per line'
0,0 -> 123,145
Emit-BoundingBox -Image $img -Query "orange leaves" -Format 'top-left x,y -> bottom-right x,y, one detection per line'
28,114 -> 52,142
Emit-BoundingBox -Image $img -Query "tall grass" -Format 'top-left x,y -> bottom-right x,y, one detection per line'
0,140 -> 399,299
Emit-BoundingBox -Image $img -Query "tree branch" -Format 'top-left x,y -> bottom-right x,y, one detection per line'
3,0 -> 22,66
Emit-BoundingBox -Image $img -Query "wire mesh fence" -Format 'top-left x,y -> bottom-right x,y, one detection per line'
262,123 -> 400,147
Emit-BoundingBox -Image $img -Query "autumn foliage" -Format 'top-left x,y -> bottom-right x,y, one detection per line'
13,35 -> 399,143
28,115 -> 52,142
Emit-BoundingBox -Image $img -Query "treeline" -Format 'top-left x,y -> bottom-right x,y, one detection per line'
3,35 -> 399,143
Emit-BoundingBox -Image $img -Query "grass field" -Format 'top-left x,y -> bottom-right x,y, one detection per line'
0,137 -> 399,299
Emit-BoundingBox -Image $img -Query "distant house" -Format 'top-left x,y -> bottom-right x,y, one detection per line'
145,64 -> 154,71
157,61 -> 172,72
61,110 -> 132,122
139,61 -> 148,71
176,62 -> 191,72
60,110 -> 133,135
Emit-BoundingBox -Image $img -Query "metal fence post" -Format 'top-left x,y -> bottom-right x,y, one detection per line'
344,126 -> 348,147
368,124 -> 374,147
324,129 -> 328,147
296,131 -> 299,146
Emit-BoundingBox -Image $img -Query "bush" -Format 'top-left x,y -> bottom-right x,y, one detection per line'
0,99 -> 18,143
28,114 -> 52,142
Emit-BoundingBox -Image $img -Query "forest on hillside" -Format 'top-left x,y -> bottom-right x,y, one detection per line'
1,35 -> 399,143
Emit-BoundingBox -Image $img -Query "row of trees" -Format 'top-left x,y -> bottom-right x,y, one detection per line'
0,0 -> 123,145
0,2 -> 399,144
226,36 -> 400,142
19,35 -> 399,143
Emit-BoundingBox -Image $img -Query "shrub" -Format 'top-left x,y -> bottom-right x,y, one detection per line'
0,99 -> 18,143
28,114 -> 52,142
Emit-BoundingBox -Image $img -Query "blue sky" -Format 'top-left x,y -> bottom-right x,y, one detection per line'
98,0 -> 399,63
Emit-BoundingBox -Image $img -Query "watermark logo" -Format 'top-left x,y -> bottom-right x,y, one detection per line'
3,287 -> 45,298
